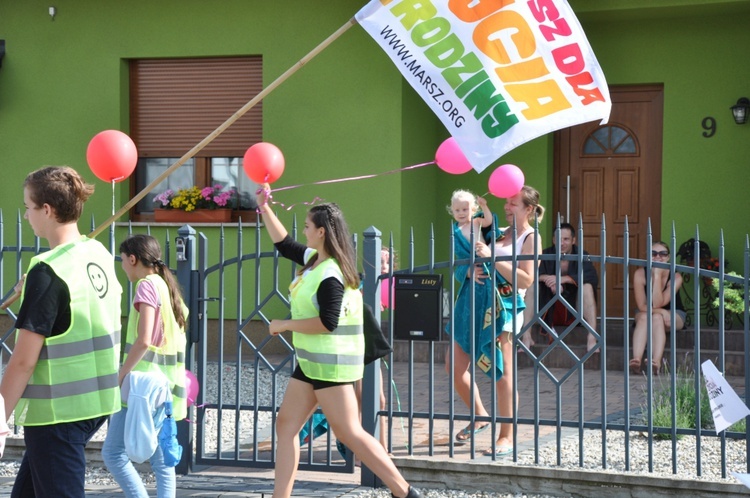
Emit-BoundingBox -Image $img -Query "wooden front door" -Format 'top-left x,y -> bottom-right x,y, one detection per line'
554,84 -> 664,317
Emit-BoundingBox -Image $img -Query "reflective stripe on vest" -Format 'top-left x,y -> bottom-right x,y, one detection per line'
295,349 -> 363,366
38,334 -> 119,360
16,236 -> 122,426
123,343 -> 185,365
289,257 -> 364,382
124,274 -> 188,420
23,373 -> 119,399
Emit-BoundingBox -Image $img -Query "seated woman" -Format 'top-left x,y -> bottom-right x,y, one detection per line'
630,241 -> 686,375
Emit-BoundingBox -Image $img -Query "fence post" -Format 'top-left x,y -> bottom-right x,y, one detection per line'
175,224 -> 197,475
361,226 -> 382,488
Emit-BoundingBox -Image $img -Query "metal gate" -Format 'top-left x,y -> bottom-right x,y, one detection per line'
178,222 -> 356,474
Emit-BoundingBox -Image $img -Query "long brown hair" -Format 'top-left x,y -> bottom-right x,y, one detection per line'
24,166 -> 94,223
301,203 -> 360,289
119,234 -> 187,329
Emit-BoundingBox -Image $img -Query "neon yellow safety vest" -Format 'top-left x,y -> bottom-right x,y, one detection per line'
15,236 -> 122,426
290,256 -> 364,382
123,274 -> 188,421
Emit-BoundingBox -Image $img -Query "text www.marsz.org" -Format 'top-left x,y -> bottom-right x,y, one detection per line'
379,26 -> 467,129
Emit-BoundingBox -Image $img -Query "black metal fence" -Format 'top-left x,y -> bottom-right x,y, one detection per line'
0,211 -> 748,485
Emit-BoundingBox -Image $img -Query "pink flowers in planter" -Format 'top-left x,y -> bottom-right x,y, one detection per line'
153,185 -> 237,212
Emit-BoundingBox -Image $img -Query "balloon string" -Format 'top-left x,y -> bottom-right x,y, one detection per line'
184,403 -> 207,424
255,161 -> 435,213
272,196 -> 326,212
271,161 -> 434,193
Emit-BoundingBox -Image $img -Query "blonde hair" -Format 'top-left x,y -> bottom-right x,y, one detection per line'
380,247 -> 398,273
518,185 -> 545,224
446,189 -> 479,216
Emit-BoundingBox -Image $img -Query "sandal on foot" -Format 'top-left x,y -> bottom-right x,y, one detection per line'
483,444 -> 513,457
455,422 -> 490,443
629,358 -> 641,375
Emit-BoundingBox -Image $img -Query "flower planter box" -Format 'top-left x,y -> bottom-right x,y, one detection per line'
153,209 -> 232,223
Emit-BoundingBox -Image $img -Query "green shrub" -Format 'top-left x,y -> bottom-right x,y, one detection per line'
712,271 -> 747,315
641,365 -> 746,440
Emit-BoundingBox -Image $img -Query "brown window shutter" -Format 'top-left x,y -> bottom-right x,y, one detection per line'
131,57 -> 263,157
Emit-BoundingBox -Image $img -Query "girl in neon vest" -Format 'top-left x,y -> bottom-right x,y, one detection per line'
103,234 -> 188,498
256,184 -> 420,498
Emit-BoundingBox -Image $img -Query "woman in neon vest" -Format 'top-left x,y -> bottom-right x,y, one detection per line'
256,185 -> 420,498
102,234 -> 188,498
0,166 -> 123,497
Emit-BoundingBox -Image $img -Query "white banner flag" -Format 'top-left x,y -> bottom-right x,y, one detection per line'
732,472 -> 750,490
356,0 -> 612,172
701,359 -> 750,433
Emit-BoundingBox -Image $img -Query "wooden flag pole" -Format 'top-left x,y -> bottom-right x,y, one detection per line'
88,16 -> 357,239
1,17 -> 357,311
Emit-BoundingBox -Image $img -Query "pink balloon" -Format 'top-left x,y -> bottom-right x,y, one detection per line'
243,142 -> 285,184
435,137 -> 473,175
185,369 -> 200,407
380,278 -> 395,310
488,164 -> 525,199
86,130 -> 138,183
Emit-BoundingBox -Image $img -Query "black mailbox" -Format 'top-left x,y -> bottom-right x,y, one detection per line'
393,273 -> 443,341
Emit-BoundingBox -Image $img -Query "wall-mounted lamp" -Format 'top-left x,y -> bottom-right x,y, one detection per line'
730,97 -> 749,125
49,6 -> 56,21
0,40 -> 5,69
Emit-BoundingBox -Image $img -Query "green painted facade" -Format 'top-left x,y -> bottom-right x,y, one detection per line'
1,0 -> 749,288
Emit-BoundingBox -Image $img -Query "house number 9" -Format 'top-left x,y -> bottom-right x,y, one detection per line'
702,117 -> 716,138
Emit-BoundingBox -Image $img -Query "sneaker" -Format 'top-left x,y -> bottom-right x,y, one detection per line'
392,486 -> 422,498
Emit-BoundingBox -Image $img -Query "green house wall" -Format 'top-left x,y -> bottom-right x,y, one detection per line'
0,0 -> 748,280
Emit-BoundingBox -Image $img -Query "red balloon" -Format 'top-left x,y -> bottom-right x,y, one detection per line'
86,130 -> 138,183
243,142 -> 285,184
435,137 -> 473,175
185,369 -> 199,407
488,164 -> 525,199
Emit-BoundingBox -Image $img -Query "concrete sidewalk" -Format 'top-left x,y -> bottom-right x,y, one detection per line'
0,361 -> 744,497
0,469 -> 372,497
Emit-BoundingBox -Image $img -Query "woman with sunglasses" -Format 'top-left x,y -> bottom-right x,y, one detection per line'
630,241 -> 686,375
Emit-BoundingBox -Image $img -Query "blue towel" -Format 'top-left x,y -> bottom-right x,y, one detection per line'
447,216 -> 519,380
299,412 -> 328,444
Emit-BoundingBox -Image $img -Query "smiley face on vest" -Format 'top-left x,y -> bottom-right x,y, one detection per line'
87,262 -> 109,298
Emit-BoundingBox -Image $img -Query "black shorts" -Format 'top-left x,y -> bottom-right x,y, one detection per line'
291,365 -> 354,390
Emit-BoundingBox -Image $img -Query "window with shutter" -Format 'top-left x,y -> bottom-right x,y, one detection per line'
129,57 -> 263,221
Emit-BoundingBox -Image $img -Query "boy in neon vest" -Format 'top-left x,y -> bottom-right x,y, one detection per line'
0,167 -> 122,497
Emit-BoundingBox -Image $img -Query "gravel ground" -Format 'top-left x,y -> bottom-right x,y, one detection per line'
0,362 -> 745,497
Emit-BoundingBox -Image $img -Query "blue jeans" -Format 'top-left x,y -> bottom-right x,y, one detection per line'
12,415 -> 108,498
102,408 -> 175,498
